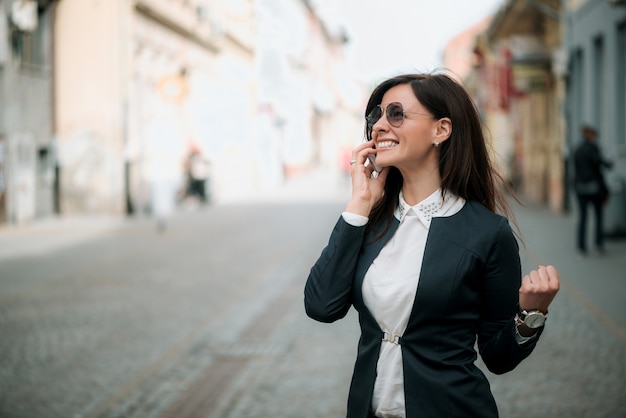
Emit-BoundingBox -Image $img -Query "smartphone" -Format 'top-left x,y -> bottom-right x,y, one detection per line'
367,153 -> 382,173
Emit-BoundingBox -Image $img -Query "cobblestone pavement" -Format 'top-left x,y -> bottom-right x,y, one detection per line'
0,169 -> 625,418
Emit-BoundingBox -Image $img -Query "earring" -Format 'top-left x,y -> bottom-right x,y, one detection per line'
434,141 -> 439,148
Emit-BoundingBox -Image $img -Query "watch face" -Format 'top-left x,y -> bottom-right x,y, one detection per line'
525,312 -> 546,329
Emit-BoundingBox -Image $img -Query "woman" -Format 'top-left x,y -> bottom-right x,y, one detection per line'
304,73 -> 559,418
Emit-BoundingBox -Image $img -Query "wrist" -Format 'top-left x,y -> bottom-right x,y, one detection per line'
345,199 -> 372,217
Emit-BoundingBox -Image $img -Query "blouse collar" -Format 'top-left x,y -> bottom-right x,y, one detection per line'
394,188 -> 457,228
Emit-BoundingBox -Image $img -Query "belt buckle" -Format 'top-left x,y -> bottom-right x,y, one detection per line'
382,331 -> 400,345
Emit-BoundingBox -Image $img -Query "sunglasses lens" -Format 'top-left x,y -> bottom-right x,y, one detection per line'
365,103 -> 406,137
365,106 -> 382,140
367,106 -> 382,125
387,103 -> 404,127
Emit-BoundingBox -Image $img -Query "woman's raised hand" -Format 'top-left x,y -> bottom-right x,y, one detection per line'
519,265 -> 560,313
345,140 -> 389,217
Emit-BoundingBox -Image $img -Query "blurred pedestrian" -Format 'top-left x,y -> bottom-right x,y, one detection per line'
146,115 -> 183,232
573,125 -> 613,255
304,73 -> 560,418
148,150 -> 179,232
184,145 -> 210,205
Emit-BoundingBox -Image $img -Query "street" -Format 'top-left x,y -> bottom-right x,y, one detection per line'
1,172 -> 625,418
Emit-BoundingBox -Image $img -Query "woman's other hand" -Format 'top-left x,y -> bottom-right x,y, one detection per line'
519,265 -> 560,313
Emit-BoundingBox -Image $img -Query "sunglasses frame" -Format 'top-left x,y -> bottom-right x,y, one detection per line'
365,102 -> 433,140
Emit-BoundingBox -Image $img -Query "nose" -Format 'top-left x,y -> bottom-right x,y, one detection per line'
371,116 -> 390,139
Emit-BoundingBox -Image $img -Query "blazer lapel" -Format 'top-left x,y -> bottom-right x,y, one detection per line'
353,217 -> 400,315
406,204 -> 469,329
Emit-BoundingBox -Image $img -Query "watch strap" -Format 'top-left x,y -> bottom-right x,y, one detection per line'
519,308 -> 548,319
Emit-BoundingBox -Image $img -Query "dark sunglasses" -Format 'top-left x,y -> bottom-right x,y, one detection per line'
365,102 -> 433,140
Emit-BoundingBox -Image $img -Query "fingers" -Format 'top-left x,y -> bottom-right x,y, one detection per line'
545,265 -> 559,284
519,265 -> 560,313
525,265 -> 559,287
351,140 -> 377,168
345,140 -> 388,214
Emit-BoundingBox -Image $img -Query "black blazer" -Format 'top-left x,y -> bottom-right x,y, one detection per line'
305,200 -> 542,417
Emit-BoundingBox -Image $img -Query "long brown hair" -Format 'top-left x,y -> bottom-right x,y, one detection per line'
364,73 -> 517,237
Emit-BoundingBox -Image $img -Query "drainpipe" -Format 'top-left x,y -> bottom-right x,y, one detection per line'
50,0 -> 60,214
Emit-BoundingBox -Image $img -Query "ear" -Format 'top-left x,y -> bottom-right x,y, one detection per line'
434,117 -> 452,144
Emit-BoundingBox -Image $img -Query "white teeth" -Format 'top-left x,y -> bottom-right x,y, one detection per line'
378,141 -> 398,149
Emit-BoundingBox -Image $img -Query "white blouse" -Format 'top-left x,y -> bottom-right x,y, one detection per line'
343,189 -> 465,418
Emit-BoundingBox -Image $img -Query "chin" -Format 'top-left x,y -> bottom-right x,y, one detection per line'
375,154 -> 396,166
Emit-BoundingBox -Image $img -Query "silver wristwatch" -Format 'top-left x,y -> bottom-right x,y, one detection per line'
516,309 -> 547,329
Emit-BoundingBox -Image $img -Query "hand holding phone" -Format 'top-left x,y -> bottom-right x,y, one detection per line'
362,136 -> 382,173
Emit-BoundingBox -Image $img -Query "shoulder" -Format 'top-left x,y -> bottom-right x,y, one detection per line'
433,201 -> 516,255
454,200 -> 509,226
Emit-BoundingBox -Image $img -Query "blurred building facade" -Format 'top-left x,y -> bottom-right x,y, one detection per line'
0,0 -> 59,224
254,0 -> 363,188
442,16 -> 492,83
447,0 -> 625,236
0,0 -> 364,224
463,0 -> 565,212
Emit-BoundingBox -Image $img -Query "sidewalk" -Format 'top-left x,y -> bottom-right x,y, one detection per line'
0,214 -> 129,262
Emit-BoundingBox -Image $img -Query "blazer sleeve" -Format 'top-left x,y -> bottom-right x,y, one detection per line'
476,217 -> 542,375
304,216 -> 366,323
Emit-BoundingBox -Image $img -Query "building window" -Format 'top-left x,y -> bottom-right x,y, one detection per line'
14,4 -> 52,74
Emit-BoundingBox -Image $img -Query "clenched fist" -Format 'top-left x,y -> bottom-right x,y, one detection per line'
519,265 -> 560,314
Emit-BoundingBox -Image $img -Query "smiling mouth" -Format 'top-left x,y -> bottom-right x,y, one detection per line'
377,140 -> 398,149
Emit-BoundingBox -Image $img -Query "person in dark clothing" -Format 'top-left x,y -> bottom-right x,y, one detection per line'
573,125 -> 613,255
184,146 -> 210,204
304,73 -> 560,417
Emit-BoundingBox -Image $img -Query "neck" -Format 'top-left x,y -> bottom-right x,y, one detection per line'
399,167 -> 442,206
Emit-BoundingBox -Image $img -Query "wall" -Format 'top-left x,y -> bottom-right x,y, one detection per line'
54,0 -> 126,214
0,0 -> 56,224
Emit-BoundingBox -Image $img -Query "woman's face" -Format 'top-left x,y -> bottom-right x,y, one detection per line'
370,84 -> 439,172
